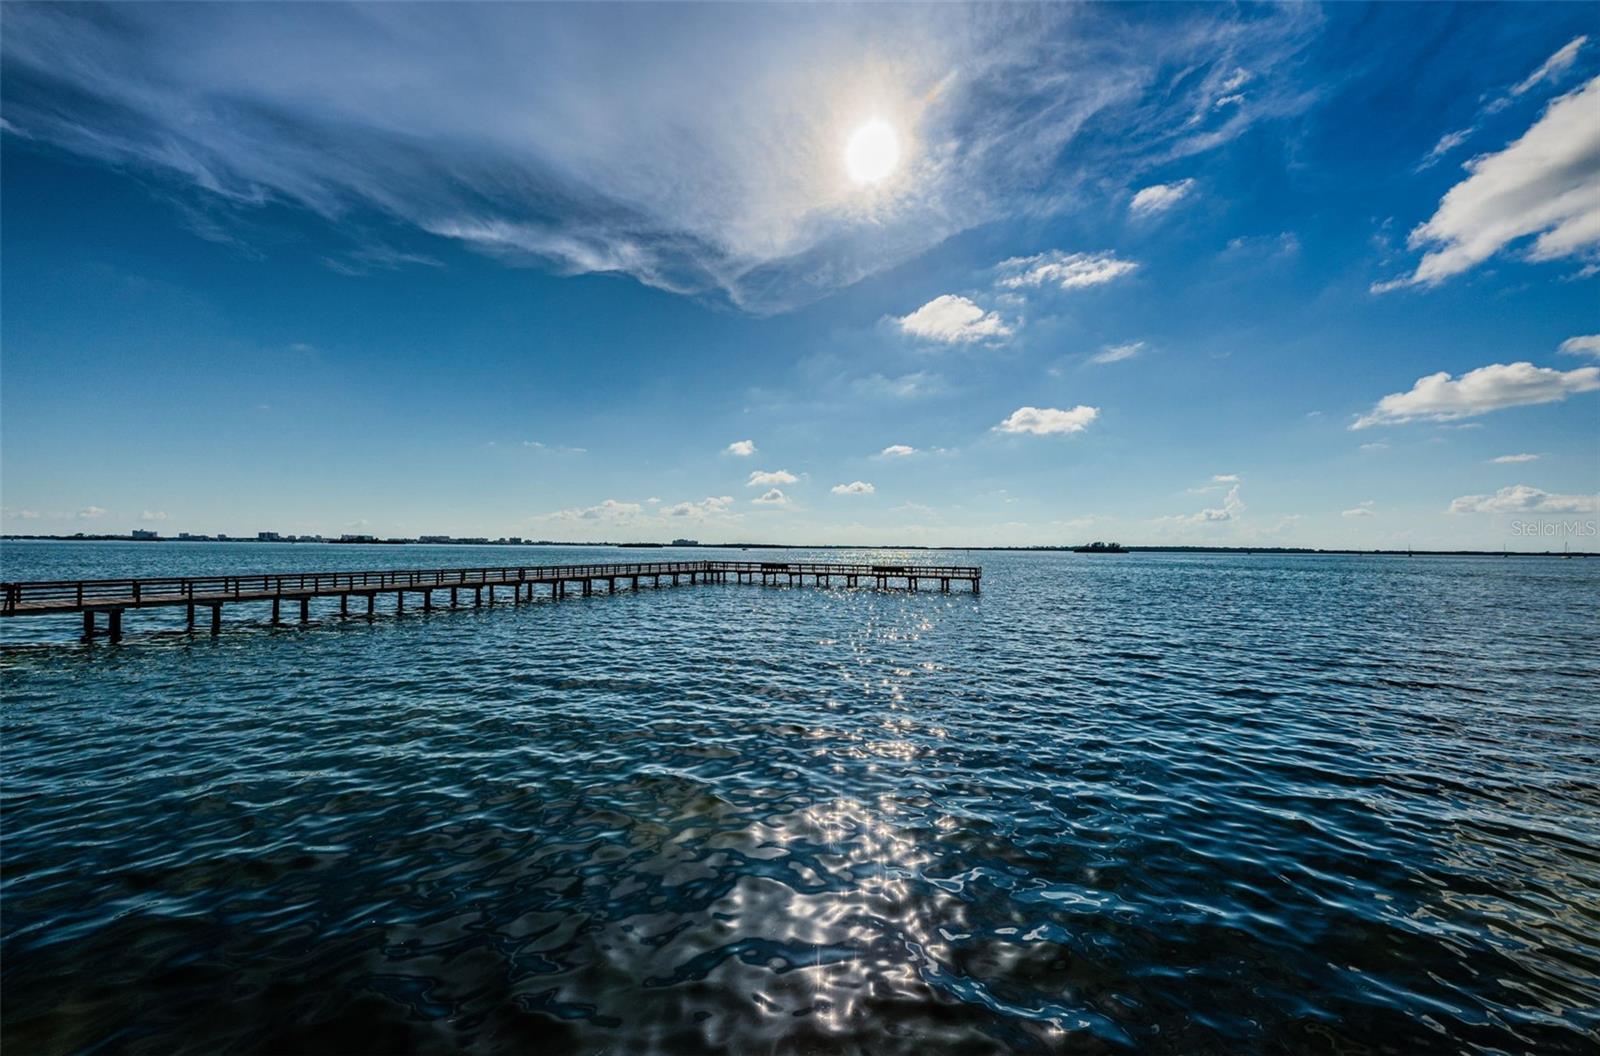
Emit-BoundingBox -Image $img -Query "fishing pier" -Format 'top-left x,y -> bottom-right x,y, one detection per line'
1,559 -> 981,642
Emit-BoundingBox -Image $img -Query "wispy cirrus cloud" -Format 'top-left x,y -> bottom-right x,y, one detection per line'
1129,178 -> 1195,216
1352,362 -> 1600,428
0,4 -> 1315,312
997,251 -> 1139,291
1377,76 -> 1600,290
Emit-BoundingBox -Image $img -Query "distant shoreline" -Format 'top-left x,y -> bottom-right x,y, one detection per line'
2,534 -> 1593,558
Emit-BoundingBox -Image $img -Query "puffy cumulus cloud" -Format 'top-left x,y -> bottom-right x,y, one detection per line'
1448,485 -> 1598,515
1090,341 -> 1144,365
994,405 -> 1100,435
1129,178 -> 1195,216
725,440 -> 756,456
830,481 -> 875,496
997,251 -> 1139,291
1164,485 -> 1246,525
1559,334 -> 1600,358
1213,473 -> 1241,483
662,496 -> 734,518
751,488 -> 790,506
1375,77 -> 1600,291
1352,362 -> 1600,428
1341,501 -> 1376,518
894,294 -> 1010,343
879,444 -> 917,458
0,5 -> 1319,313
1490,453 -> 1540,463
746,469 -> 796,486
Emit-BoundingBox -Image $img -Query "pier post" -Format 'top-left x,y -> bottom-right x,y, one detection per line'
475,587 -> 482,608
632,576 -> 639,590
186,602 -> 195,631
488,585 -> 495,607
272,597 -> 281,625
108,609 -> 123,644
397,592 -> 404,616
941,578 -> 949,592
341,594 -> 349,616
367,593 -> 375,619
424,590 -> 433,613
910,578 -> 917,592
83,610 -> 95,641
300,597 -> 310,623
583,579 -> 592,597
451,588 -> 458,608
211,604 -> 222,636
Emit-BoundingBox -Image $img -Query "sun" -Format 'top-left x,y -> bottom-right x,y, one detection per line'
845,120 -> 901,185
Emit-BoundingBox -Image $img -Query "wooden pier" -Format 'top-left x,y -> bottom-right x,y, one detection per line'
1,560 -> 980,642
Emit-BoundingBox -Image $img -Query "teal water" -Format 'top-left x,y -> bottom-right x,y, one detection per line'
3,541 -> 1598,1053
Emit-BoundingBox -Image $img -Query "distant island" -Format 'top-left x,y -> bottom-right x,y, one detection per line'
1073,541 -> 1128,554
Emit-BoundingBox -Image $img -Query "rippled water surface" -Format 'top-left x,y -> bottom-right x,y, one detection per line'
3,541 -> 1598,1054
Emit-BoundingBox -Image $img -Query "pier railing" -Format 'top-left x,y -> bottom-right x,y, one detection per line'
2,559 -> 981,616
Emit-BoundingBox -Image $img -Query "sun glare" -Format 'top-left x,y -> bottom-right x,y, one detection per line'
845,120 -> 901,185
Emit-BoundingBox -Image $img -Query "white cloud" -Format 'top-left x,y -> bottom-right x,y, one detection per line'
662,496 -> 734,518
1352,362 -> 1600,428
850,372 -> 946,400
1375,77 -> 1600,290
1212,473 -> 1241,483
1090,340 -> 1144,364
831,481 -> 875,495
1509,35 -> 1588,99
1360,442 -> 1389,452
726,440 -> 756,457
994,405 -> 1100,435
522,440 -> 586,454
751,488 -> 790,506
1418,127 -> 1473,169
0,6 -> 1318,313
746,469 -> 796,486
894,294 -> 1010,343
1341,501 -> 1376,518
1490,453 -> 1540,463
1129,178 -> 1195,216
1559,334 -> 1600,358
997,250 -> 1139,290
878,444 -> 917,458
544,498 -> 643,521
77,505 -> 107,520
139,510 -> 169,521
1448,485 -> 1598,515
1165,484 -> 1245,525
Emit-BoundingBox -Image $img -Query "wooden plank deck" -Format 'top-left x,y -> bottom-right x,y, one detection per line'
1,559 -> 981,641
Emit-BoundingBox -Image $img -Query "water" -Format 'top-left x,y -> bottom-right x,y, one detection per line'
3,541 -> 1598,1054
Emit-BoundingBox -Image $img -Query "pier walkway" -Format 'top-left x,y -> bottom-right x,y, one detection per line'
1,560 -> 980,642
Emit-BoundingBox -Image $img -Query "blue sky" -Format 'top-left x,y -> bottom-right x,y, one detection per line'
2,2 -> 1596,548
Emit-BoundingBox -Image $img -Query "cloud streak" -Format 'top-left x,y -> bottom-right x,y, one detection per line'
0,4 -> 1316,312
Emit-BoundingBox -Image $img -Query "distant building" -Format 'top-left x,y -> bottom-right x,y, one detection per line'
340,534 -> 376,543
131,529 -> 159,540
672,538 -> 700,547
258,531 -> 282,541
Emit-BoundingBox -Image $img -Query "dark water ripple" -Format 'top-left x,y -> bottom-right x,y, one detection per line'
3,543 -> 1599,1053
